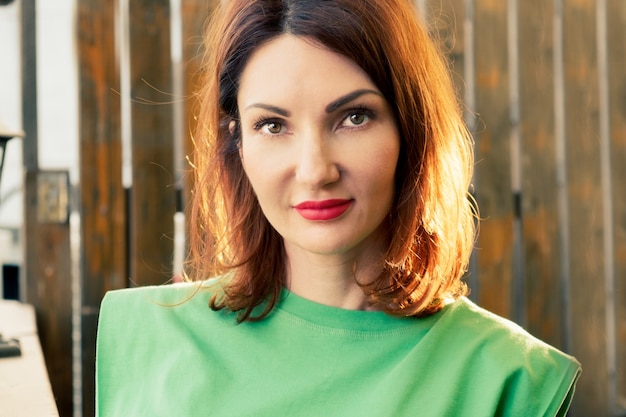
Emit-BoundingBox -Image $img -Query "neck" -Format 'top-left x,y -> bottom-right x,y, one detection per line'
284,244 -> 384,311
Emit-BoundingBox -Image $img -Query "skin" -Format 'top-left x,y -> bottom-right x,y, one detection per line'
237,34 -> 400,310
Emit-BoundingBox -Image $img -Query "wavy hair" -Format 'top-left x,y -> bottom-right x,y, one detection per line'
186,0 -> 477,321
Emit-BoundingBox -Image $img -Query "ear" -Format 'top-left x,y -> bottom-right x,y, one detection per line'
228,120 -> 237,134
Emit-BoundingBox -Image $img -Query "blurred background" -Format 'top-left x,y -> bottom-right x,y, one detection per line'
0,0 -> 624,416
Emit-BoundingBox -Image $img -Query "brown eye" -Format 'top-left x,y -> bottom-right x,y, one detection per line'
253,118 -> 286,135
349,113 -> 367,125
266,122 -> 283,134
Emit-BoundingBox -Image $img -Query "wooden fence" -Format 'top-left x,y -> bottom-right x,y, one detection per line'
22,0 -> 624,415
421,1 -> 626,416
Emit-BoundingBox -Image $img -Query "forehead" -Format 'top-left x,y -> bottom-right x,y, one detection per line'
237,34 -> 378,108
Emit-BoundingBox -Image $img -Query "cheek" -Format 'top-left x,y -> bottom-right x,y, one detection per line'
362,140 -> 400,185
240,144 -> 279,201
370,145 -> 400,205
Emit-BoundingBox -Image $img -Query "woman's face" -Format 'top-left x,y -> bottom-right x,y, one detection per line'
237,34 -> 400,259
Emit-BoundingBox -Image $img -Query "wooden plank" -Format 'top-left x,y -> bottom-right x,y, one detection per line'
24,172 -> 73,416
426,0 -> 481,296
20,0 -> 37,171
21,0 -> 73,415
128,0 -> 176,286
562,1 -> 608,414
425,0 -> 466,99
469,1 -> 514,319
607,0 -> 626,412
77,0 -> 126,415
516,0 -> 564,349
181,0 -> 214,210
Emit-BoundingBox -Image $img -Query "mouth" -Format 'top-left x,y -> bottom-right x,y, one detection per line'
293,199 -> 354,221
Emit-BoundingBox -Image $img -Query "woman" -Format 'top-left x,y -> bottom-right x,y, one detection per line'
96,0 -> 581,415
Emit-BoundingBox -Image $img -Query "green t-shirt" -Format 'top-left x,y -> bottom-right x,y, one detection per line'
96,282 -> 580,416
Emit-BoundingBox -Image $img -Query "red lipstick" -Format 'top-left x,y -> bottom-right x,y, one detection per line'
294,199 -> 353,221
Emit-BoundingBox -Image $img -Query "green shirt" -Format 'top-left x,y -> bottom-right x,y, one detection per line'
96,282 -> 580,416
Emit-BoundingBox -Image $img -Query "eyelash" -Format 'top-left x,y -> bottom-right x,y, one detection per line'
251,105 -> 377,135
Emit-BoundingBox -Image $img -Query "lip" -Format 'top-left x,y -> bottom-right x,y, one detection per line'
293,199 -> 353,221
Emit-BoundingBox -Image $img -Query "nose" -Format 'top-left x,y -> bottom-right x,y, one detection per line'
294,130 -> 340,189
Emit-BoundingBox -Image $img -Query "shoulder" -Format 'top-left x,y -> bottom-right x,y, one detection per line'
441,297 -> 542,349
441,297 -> 571,363
95,279 -> 233,416
97,279 -> 230,347
439,297 -> 581,377
101,280 -> 207,307
433,297 -> 581,416
99,278 -> 224,316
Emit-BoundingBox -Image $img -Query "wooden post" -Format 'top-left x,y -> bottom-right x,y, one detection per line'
470,1 -> 514,319
517,0 -> 564,349
21,0 -> 73,415
427,0 -> 482,298
181,0 -> 214,210
128,0 -> 176,286
77,1 -> 126,415
562,0 -> 607,414
606,1 -> 626,414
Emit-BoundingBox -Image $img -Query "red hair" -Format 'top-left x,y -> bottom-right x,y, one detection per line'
186,0 -> 476,321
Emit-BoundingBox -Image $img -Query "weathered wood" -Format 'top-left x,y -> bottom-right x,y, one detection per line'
181,0 -> 214,210
562,1 -> 608,415
469,1 -> 514,319
128,0 -> 176,286
20,0 -> 37,172
517,0 -> 564,349
425,0 -> 466,99
426,0 -> 480,296
77,0 -> 126,415
23,172 -> 73,416
607,0 -> 626,412
22,0 -> 73,415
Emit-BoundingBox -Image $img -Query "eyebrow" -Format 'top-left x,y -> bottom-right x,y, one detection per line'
243,88 -> 383,117
325,89 -> 383,113
244,103 -> 291,117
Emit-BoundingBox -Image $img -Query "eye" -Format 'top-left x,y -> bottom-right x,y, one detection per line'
265,121 -> 284,134
253,119 -> 286,135
348,113 -> 367,125
339,108 -> 374,129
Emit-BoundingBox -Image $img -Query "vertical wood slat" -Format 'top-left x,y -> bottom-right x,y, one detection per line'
425,0 -> 467,142
426,0 -> 479,295
469,1 -> 514,319
597,0 -> 617,413
20,0 -> 37,172
21,0 -> 73,415
423,3 -> 467,147
24,174 -> 73,416
77,0 -> 126,416
181,0 -> 213,210
607,1 -> 626,413
128,0 -> 176,287
506,0 -> 524,326
29,216 -> 73,417
178,0 -> 213,275
517,0 -> 564,350
562,1 -> 607,415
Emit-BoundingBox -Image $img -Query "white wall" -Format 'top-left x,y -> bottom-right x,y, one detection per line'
37,0 -> 78,180
0,0 -> 78,267
0,0 -> 24,266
